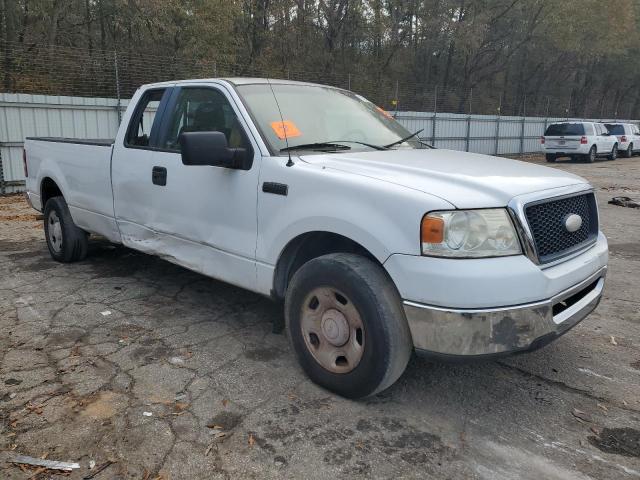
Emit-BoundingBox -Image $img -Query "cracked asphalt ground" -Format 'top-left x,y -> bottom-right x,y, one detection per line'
1,155 -> 640,480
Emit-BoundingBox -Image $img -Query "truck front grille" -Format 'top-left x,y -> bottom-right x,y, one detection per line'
525,192 -> 598,263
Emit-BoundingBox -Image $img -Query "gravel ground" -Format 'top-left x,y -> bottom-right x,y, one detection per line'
0,154 -> 639,479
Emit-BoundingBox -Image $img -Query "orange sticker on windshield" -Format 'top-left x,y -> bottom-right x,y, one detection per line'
376,106 -> 393,119
271,120 -> 302,139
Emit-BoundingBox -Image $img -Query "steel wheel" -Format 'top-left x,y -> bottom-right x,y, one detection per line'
300,286 -> 364,374
47,210 -> 63,253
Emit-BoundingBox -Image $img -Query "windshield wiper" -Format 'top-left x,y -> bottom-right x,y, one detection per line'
327,140 -> 388,151
280,142 -> 351,153
418,139 -> 436,149
384,129 -> 424,149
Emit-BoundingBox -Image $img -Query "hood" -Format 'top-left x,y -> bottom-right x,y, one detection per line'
300,149 -> 589,208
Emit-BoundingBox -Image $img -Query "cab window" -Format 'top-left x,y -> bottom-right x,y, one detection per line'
161,87 -> 251,152
125,89 -> 166,148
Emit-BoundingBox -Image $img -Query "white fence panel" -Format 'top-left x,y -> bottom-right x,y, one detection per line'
0,93 -> 125,193
1,93 -> 638,194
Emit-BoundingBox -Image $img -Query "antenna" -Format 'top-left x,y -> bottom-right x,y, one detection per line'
267,78 -> 294,167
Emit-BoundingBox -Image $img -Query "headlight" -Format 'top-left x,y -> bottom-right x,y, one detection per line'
421,209 -> 522,258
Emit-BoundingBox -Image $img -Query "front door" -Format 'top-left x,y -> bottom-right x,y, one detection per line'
114,84 -> 263,292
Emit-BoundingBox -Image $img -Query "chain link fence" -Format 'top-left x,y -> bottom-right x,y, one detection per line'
1,42 -> 639,194
2,41 -> 637,118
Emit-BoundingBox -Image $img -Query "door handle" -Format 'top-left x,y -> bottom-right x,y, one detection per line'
152,166 -> 167,186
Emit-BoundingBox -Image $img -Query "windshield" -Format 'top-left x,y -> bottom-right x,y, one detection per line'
544,123 -> 585,136
236,83 -> 421,154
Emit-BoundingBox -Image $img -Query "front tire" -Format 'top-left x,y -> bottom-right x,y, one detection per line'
44,196 -> 89,262
609,143 -> 618,160
285,253 -> 412,399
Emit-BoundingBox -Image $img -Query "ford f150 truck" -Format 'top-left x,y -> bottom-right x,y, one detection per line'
24,78 -> 608,398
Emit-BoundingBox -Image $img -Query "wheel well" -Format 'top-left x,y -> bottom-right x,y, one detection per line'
272,232 -> 380,300
41,177 -> 63,207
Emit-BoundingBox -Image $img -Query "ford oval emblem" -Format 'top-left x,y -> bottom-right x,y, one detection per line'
564,214 -> 582,233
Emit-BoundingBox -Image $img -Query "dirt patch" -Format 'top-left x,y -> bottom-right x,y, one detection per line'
0,213 -> 42,221
609,243 -> 640,260
244,346 -> 282,362
0,193 -> 25,205
207,411 -> 243,431
589,427 -> 640,458
0,239 -> 37,251
80,391 -> 124,420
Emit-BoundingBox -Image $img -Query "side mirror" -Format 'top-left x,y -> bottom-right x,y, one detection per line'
179,131 -> 251,170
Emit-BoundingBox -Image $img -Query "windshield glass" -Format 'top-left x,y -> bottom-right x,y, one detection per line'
236,83 -> 421,154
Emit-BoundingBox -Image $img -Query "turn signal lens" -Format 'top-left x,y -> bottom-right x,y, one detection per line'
421,215 -> 444,244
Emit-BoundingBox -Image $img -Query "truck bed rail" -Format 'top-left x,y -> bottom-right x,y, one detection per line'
26,137 -> 114,147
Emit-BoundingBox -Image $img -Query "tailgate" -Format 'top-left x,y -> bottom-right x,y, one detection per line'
545,136 -> 581,150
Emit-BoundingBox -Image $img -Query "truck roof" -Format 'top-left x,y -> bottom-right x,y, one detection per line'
142,77 -> 336,90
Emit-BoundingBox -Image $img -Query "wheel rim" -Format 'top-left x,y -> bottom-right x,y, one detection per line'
47,211 -> 63,253
300,287 -> 365,374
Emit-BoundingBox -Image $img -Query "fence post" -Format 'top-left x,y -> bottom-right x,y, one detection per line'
348,73 -> 351,91
0,145 -> 5,195
494,95 -> 502,155
519,95 -> 526,155
465,88 -> 472,152
114,51 -> 122,124
431,86 -> 438,146
394,80 -> 399,114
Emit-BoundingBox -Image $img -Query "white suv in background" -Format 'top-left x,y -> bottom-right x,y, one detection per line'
605,123 -> 640,158
542,121 -> 618,163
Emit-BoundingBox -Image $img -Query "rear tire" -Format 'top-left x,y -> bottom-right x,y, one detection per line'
609,143 -> 618,160
625,144 -> 633,158
585,146 -> 596,163
44,196 -> 89,263
285,253 -> 412,399
545,154 -> 556,163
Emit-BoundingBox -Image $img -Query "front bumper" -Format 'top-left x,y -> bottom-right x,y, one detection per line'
404,267 -> 606,357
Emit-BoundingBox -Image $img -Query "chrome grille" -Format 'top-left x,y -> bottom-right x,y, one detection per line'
525,193 -> 598,263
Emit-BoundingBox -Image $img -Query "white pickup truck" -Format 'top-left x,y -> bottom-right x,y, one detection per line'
24,78 -> 608,398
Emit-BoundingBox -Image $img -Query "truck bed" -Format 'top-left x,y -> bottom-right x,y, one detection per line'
24,136 -> 119,242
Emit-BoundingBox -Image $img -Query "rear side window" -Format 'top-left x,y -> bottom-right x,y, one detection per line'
125,89 -> 167,148
544,123 -> 585,136
584,124 -> 594,135
605,124 -> 625,135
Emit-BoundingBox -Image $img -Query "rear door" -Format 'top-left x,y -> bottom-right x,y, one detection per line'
112,86 -> 173,245
544,123 -> 583,150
